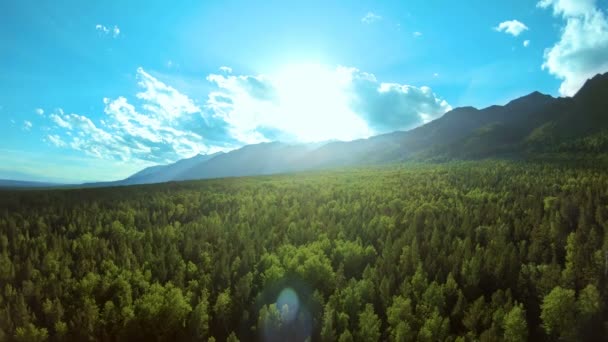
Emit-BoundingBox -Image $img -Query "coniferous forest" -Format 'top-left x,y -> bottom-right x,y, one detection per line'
0,160 -> 606,341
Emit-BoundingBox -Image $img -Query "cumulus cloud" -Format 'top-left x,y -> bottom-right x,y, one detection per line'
23,121 -> 32,131
523,40 -> 531,47
50,109 -> 71,129
538,0 -> 596,17
96,24 -> 120,38
361,12 -> 382,24
204,64 -> 450,143
35,108 -> 44,116
47,68 -> 211,163
538,0 -> 608,96
48,65 -> 451,163
347,71 -> 451,132
495,20 -> 529,36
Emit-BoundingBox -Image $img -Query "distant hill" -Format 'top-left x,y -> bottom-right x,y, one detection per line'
123,152 -> 225,184
0,179 -> 64,189
80,152 -> 225,187
6,72 -> 608,188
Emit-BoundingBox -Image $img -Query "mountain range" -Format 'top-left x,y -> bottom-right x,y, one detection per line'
7,72 -> 608,188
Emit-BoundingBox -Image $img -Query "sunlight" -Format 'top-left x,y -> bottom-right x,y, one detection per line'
272,63 -> 371,142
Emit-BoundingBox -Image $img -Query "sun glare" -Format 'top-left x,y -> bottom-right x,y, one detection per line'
272,63 -> 371,142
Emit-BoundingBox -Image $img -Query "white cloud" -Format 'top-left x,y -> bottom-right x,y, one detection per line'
95,24 -> 107,33
48,65 -> 451,163
537,0 -> 596,17
205,64 -> 451,143
46,134 -> 66,147
48,68 -> 211,163
350,75 -> 452,131
135,67 -> 201,120
50,110 -> 72,129
361,12 -> 382,24
96,24 -> 120,38
538,0 -> 608,96
35,108 -> 44,116
523,40 -> 531,47
413,31 -> 423,37
495,20 -> 529,36
433,73 -> 440,77
219,66 -> 233,73
23,121 -> 32,131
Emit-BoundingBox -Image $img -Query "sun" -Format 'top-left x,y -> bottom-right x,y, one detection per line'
271,63 -> 370,142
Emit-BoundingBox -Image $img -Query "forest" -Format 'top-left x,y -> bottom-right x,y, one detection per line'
0,160 -> 606,341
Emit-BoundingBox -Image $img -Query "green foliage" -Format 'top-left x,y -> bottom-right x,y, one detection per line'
133,282 -> 192,340
14,323 -> 48,342
356,304 -> 381,342
387,296 -> 414,341
0,160 -> 607,340
577,284 -> 601,320
226,331 -> 239,342
320,304 -> 337,342
337,329 -> 353,342
190,290 -> 211,340
503,303 -> 527,342
541,286 -> 576,340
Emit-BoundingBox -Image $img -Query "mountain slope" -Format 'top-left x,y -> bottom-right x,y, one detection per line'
175,142 -> 320,180
124,152 -> 224,184
523,73 -> 608,152
112,72 -> 608,185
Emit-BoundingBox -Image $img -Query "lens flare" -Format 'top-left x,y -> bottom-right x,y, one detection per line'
276,287 -> 299,323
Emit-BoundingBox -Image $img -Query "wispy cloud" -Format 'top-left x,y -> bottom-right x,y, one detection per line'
219,66 -> 233,73
46,134 -> 66,147
523,40 -> 530,47
23,121 -> 32,131
413,31 -> 423,37
134,67 -> 201,120
361,12 -> 382,24
35,108 -> 44,116
95,24 -> 120,38
494,20 -> 529,36
538,0 -> 608,96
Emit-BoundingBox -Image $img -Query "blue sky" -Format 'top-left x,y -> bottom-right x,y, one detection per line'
1,0 -> 607,182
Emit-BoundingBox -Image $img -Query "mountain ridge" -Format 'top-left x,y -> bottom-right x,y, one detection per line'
124,72 -> 607,185
4,72 -> 607,188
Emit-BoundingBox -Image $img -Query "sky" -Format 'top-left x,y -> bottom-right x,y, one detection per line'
1,0 -> 607,183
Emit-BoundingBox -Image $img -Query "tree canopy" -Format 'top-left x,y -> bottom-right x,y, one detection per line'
0,160 -> 606,340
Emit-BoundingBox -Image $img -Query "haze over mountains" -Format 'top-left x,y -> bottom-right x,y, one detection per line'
6,72 -> 608,188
